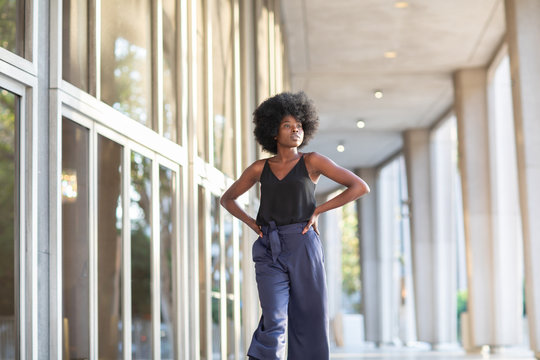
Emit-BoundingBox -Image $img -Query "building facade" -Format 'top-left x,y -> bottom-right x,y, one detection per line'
0,0 -> 288,358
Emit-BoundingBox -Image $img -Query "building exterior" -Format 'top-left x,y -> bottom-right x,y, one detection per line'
2,0 -> 540,359
0,0 -> 288,358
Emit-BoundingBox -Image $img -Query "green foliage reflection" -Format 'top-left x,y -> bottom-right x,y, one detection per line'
0,89 -> 15,317
0,0 -> 17,53
340,201 -> 362,313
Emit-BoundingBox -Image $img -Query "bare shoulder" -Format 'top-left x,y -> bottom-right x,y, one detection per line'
304,151 -> 336,169
242,158 -> 267,182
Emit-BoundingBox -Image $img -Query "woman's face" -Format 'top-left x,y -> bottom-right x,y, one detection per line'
276,115 -> 304,149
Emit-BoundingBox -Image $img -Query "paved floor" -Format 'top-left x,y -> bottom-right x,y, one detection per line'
330,345 -> 536,360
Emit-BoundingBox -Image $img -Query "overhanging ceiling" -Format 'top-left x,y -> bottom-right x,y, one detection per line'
280,0 -> 506,194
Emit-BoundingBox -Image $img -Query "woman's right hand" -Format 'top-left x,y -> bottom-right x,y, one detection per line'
249,219 -> 263,238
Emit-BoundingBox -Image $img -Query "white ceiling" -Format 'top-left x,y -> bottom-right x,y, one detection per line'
280,0 -> 506,193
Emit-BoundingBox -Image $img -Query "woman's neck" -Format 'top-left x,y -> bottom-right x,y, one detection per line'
274,147 -> 301,162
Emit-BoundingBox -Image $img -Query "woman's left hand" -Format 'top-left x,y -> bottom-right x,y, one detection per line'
302,211 -> 320,235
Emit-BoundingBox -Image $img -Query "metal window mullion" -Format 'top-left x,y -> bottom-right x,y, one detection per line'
273,0 -> 282,93
89,0 -> 99,97
93,0 -> 101,99
187,0 -> 198,161
49,90 -> 62,360
233,218 -> 241,360
233,0 -> 242,179
178,0 -> 188,146
27,83 -> 38,360
12,87 -> 21,360
151,157 -> 161,360
180,164 -> 190,360
154,0 -> 164,135
122,146 -> 132,360
50,0 -> 62,89
206,0 -> 214,166
89,123 -> 98,360
267,0 -> 275,95
219,206 -> 227,360
172,163 -> 184,360
204,188 -> 212,359
17,89 -> 26,360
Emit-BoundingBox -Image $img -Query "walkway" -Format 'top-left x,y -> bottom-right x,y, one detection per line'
330,345 -> 536,360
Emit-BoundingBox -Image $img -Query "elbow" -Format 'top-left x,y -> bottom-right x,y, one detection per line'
219,194 -> 227,208
362,182 -> 370,196
353,180 -> 370,199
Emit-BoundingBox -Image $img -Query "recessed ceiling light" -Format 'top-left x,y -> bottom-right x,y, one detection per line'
374,90 -> 383,99
337,143 -> 345,152
384,51 -> 397,59
395,2 -> 409,8
356,120 -> 366,129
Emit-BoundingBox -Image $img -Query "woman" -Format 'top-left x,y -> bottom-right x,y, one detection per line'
220,91 -> 370,359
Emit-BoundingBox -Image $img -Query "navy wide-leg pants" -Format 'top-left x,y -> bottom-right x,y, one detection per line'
247,221 -> 329,360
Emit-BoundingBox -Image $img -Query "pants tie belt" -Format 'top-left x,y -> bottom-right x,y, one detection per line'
261,221 -> 307,263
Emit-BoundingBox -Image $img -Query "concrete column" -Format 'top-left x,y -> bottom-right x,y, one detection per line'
357,168 -> 381,344
505,1 -> 540,357
358,167 -> 399,345
318,194 -> 343,346
454,68 -> 523,348
403,129 -> 457,346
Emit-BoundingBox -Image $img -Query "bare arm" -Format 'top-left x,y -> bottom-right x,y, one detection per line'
302,152 -> 370,234
220,160 -> 265,237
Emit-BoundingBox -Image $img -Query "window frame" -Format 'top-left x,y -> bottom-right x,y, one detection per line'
51,98 -> 188,359
0,0 -> 38,74
0,64 -> 38,360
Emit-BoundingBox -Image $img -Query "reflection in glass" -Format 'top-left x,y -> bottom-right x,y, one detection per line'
196,0 -> 207,159
198,186 -> 209,360
0,88 -> 18,359
227,299 -> 234,360
0,0 -> 23,56
101,0 -> 152,126
212,297 -> 220,360
130,152 -> 152,359
210,195 -> 221,359
211,0 -> 235,176
62,118 -> 90,359
224,214 -> 233,295
97,135 -> 123,359
224,214 -> 234,358
162,0 -> 178,143
239,223 -> 244,355
211,195 -> 220,294
62,0 -> 89,91
160,166 -> 176,359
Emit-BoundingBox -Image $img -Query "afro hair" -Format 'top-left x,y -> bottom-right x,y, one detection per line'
253,91 -> 319,154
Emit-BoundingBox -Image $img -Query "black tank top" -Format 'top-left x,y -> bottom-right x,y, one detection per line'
256,154 -> 316,226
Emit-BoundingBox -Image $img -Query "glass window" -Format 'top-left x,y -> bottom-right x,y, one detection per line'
101,0 -> 152,127
340,201 -> 361,313
97,135 -> 123,359
0,0 -> 24,56
210,195 -> 221,359
238,223 -> 244,355
162,0 -> 178,143
62,118 -> 90,359
198,185 -> 208,359
62,0 -> 89,92
130,152 -> 152,359
0,88 -> 18,359
211,0 -> 235,177
224,214 -> 234,358
159,165 -> 176,359
196,0 -> 207,160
